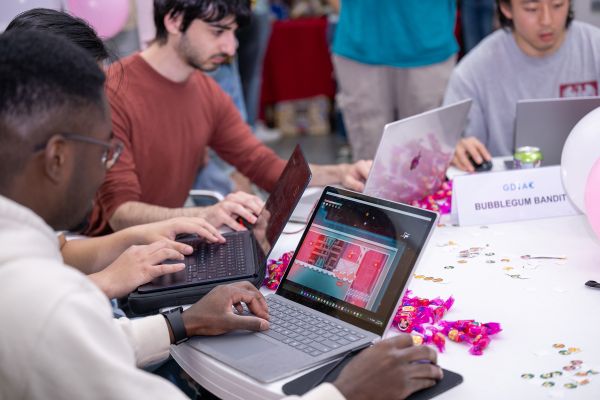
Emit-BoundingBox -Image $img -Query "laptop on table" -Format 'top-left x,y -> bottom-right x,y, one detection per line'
188,186 -> 438,383
287,100 -> 470,224
363,99 -> 471,204
136,145 -> 312,294
513,96 -> 600,166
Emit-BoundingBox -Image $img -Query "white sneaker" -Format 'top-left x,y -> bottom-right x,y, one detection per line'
254,120 -> 282,142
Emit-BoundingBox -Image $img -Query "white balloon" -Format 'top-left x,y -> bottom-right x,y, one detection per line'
561,106 -> 600,213
0,0 -> 63,32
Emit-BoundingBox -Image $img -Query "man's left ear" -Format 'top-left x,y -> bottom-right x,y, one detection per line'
43,135 -> 69,184
164,11 -> 185,36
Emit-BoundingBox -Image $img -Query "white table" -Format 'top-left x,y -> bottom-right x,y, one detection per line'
172,212 -> 600,400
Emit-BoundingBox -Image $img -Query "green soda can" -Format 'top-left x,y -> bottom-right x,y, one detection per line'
514,146 -> 543,168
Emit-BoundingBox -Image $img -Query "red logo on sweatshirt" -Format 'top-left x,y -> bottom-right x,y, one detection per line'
559,81 -> 598,97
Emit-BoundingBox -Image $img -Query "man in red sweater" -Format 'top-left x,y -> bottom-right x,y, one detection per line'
86,0 -> 371,236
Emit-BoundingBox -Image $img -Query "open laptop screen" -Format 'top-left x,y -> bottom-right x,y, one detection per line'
253,145 -> 312,266
277,187 -> 437,336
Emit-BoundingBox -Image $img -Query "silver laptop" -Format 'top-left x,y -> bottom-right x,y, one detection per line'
289,187 -> 324,224
514,97 -> 600,166
188,186 -> 438,382
363,99 -> 471,204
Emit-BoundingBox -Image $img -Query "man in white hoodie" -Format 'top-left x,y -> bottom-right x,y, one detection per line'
0,29 -> 442,400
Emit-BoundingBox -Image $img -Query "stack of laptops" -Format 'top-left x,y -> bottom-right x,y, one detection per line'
188,186 -> 438,382
128,145 -> 312,314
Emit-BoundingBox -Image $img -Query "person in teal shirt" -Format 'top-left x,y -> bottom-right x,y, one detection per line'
332,0 -> 458,161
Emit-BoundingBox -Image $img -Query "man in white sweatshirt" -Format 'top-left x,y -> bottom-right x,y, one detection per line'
0,29 -> 442,400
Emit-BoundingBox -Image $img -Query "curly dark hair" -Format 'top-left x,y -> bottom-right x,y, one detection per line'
497,0 -> 574,30
153,0 -> 252,44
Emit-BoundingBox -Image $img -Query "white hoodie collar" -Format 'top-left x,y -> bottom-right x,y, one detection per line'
0,195 -> 62,265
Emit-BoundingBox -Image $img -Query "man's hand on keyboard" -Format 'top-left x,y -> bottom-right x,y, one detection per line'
131,217 -> 225,248
182,281 -> 270,336
89,241 -> 187,299
333,334 -> 443,400
193,192 -> 265,232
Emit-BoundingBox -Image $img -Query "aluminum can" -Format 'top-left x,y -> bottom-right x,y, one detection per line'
514,146 -> 542,168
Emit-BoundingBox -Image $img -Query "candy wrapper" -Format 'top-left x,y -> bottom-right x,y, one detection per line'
439,320 -> 501,355
394,290 -> 454,330
263,251 -> 294,290
411,181 -> 453,214
393,291 -> 501,355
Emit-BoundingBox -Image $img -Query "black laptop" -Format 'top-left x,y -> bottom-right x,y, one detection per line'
137,146 -> 311,294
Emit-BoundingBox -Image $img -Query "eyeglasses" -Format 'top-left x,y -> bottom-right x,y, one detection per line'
34,133 -> 124,170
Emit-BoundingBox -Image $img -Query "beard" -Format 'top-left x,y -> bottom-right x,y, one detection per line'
66,207 -> 93,233
178,35 -> 228,72
54,154 -> 102,232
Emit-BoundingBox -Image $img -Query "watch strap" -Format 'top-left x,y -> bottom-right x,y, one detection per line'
161,307 -> 188,345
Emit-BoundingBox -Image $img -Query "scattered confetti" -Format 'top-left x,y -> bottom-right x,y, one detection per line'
558,347 -> 581,356
521,254 -> 567,260
522,345 -> 597,393
413,274 -> 446,284
506,273 -> 529,279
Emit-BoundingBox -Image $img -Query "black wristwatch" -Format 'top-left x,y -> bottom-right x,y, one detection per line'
161,307 -> 189,345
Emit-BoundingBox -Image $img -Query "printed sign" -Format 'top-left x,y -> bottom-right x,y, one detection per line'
453,166 -> 579,226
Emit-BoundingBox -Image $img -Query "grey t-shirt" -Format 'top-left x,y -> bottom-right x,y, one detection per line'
443,21 -> 600,156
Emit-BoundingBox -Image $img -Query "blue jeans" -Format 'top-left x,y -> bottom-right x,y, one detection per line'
460,0 -> 495,53
237,9 -> 272,129
193,61 -> 247,199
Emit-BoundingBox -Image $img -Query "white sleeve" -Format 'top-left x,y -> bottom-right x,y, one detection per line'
283,383 -> 346,400
29,289 -> 188,400
114,314 -> 171,367
443,67 -> 489,146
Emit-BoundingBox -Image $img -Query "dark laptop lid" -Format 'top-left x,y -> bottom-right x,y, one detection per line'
276,187 -> 437,337
252,145 -> 312,266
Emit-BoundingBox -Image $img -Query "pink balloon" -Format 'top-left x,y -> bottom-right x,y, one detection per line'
67,0 -> 130,39
584,158 -> 600,240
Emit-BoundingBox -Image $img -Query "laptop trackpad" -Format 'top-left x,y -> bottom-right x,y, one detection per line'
191,331 -> 273,360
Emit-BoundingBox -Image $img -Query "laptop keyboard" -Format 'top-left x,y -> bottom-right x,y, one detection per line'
260,297 -> 367,357
185,233 -> 250,283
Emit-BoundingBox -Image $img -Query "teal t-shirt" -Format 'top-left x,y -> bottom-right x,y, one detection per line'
333,0 -> 459,68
